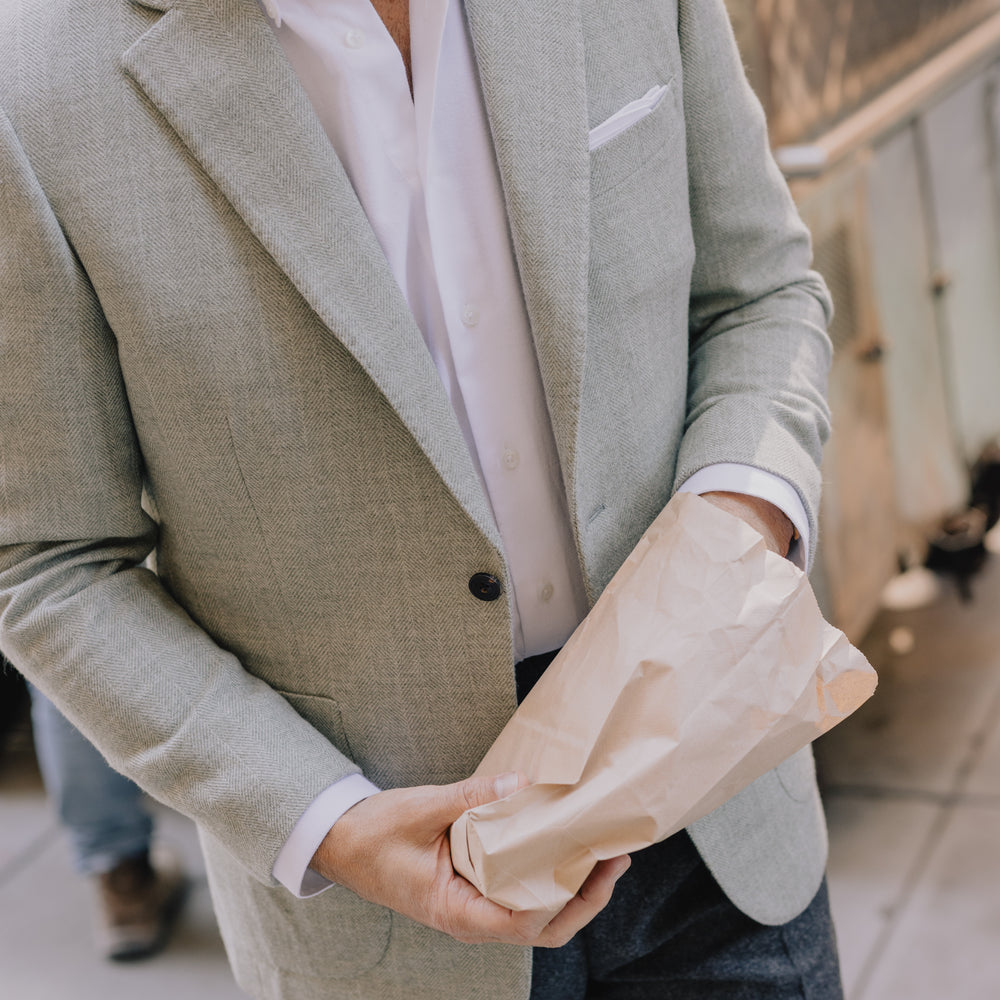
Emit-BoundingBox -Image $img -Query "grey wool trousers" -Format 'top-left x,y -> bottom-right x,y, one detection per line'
529,836 -> 842,1000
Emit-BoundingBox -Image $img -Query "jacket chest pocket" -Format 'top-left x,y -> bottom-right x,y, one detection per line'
589,78 -> 682,199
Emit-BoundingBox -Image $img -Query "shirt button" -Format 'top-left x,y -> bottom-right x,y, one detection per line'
461,303 -> 480,328
539,582 -> 555,603
502,448 -> 520,470
344,28 -> 365,49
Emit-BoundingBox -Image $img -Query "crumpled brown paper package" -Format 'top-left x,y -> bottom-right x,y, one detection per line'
450,492 -> 877,914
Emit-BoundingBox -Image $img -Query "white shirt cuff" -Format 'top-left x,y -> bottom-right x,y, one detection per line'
677,463 -> 810,570
272,772 -> 382,898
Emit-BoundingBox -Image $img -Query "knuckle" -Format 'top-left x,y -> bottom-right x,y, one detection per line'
511,927 -> 536,947
539,926 -> 574,949
509,918 -> 544,947
586,885 -> 613,911
457,775 -> 492,811
581,876 -> 615,908
458,781 -> 479,811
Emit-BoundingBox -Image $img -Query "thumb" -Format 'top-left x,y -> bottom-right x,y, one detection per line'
465,771 -> 527,808
426,772 -> 526,827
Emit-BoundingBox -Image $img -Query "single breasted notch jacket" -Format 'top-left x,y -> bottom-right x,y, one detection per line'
0,0 -> 833,996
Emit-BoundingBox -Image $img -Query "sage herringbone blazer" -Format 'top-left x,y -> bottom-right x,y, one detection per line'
0,0 -> 833,996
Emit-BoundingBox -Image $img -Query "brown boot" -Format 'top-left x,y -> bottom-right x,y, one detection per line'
94,850 -> 188,961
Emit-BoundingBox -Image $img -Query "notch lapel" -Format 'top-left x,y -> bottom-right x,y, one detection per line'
121,0 -> 500,548
462,0 -> 590,508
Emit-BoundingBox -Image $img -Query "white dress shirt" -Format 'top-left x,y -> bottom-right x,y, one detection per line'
261,0 -> 809,896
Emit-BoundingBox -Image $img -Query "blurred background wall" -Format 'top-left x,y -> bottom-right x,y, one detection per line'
726,0 -> 1000,143
725,0 -> 1000,641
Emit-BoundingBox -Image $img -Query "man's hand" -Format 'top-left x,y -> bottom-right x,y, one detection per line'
310,773 -> 630,947
701,491 -> 796,557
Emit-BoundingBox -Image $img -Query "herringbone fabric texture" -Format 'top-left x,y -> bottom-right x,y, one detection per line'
0,0 -> 832,996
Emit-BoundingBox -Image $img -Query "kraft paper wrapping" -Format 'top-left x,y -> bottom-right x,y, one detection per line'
450,492 -> 877,914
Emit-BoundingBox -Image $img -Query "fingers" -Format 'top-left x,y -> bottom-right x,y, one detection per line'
314,776 -> 623,950
447,853 -> 632,947
531,855 -> 631,948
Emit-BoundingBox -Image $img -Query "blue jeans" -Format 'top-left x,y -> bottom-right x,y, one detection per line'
29,686 -> 153,875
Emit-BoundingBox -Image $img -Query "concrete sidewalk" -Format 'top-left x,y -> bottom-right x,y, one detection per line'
0,727 -> 246,999
817,531 -> 1000,1000
3,541 -> 1000,999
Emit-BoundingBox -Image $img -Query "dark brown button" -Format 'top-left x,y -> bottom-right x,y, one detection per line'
469,573 -> 503,602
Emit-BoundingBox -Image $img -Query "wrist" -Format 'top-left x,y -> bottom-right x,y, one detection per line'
310,796 -> 370,886
701,491 -> 796,556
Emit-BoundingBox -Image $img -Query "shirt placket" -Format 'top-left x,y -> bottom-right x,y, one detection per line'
418,1 -> 589,657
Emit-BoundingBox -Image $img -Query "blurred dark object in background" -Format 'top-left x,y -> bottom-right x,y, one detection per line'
924,441 -> 1000,600
0,653 -> 29,760
970,439 -> 1000,530
926,507 -> 989,601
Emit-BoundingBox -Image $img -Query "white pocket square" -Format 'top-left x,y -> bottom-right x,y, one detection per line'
588,84 -> 671,152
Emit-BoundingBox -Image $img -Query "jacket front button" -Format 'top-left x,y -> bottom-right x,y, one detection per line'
469,573 -> 503,602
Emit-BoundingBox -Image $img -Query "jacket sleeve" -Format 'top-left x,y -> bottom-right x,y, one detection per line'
0,107 -> 359,886
671,0 -> 834,565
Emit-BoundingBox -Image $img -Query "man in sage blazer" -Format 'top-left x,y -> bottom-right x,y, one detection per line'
0,0 -> 839,996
